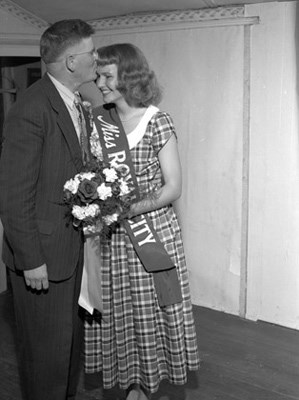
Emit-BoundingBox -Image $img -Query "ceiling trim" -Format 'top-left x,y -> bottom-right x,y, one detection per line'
0,0 -> 48,29
90,6 -> 246,33
1,3 -> 248,33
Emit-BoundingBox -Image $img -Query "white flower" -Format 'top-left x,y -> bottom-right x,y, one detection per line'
72,205 -> 86,220
109,159 -> 118,169
90,124 -> 103,161
97,183 -> 112,200
72,204 -> 100,220
84,204 -> 100,218
83,221 -> 103,235
90,141 -> 103,161
102,213 -> 119,225
119,179 -> 130,195
103,167 -> 118,183
80,172 -> 96,181
64,176 -> 80,194
82,101 -> 91,110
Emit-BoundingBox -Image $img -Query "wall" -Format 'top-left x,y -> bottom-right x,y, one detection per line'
246,2 -> 299,329
0,6 -> 44,57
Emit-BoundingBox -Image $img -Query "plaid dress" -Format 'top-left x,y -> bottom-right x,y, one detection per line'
84,109 -> 200,393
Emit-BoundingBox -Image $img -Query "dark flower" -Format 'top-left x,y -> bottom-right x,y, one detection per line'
63,190 -> 73,202
78,179 -> 98,203
93,174 -> 104,186
121,194 -> 133,206
111,182 -> 121,196
115,164 -> 129,177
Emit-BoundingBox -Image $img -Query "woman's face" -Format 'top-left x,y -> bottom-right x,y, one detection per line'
96,63 -> 123,105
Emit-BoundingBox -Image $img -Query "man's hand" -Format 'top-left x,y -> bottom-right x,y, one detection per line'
24,264 -> 49,291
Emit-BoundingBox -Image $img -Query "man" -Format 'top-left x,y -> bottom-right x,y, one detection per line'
0,19 -> 98,400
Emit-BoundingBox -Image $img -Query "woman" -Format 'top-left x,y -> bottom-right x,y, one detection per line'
84,43 -> 199,400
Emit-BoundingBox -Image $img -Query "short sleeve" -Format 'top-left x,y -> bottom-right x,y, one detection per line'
151,112 -> 177,154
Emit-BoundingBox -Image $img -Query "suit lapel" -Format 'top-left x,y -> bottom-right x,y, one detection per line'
41,74 -> 83,172
57,111 -> 83,172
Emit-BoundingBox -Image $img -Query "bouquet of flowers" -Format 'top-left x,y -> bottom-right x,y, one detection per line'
63,159 -> 132,236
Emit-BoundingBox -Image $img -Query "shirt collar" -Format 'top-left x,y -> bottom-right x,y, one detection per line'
47,72 -> 76,109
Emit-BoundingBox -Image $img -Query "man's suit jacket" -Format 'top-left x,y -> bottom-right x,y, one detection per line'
0,73 -> 84,281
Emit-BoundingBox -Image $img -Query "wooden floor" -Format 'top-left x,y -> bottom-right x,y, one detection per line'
0,288 -> 299,400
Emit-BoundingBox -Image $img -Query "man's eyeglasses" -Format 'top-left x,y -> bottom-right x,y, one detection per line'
69,48 -> 98,58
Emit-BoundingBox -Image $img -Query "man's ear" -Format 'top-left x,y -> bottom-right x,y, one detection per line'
66,55 -> 75,72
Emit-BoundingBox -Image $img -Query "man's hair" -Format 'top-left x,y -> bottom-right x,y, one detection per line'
40,19 -> 95,64
97,43 -> 162,107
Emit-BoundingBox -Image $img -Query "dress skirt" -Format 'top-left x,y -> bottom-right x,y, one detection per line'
84,110 -> 200,393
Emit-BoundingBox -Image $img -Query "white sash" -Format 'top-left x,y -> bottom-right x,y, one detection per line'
127,105 -> 159,149
78,235 -> 103,314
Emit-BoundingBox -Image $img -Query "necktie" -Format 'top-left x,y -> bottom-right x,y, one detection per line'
74,97 -> 90,165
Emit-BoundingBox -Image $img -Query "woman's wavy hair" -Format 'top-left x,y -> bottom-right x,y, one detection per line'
97,43 -> 162,107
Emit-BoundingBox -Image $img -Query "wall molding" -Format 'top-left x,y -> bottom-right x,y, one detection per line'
0,33 -> 39,46
90,6 -> 249,34
0,0 -> 48,29
0,3 -> 257,35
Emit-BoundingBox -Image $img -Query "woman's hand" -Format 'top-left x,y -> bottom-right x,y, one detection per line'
129,134 -> 182,218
